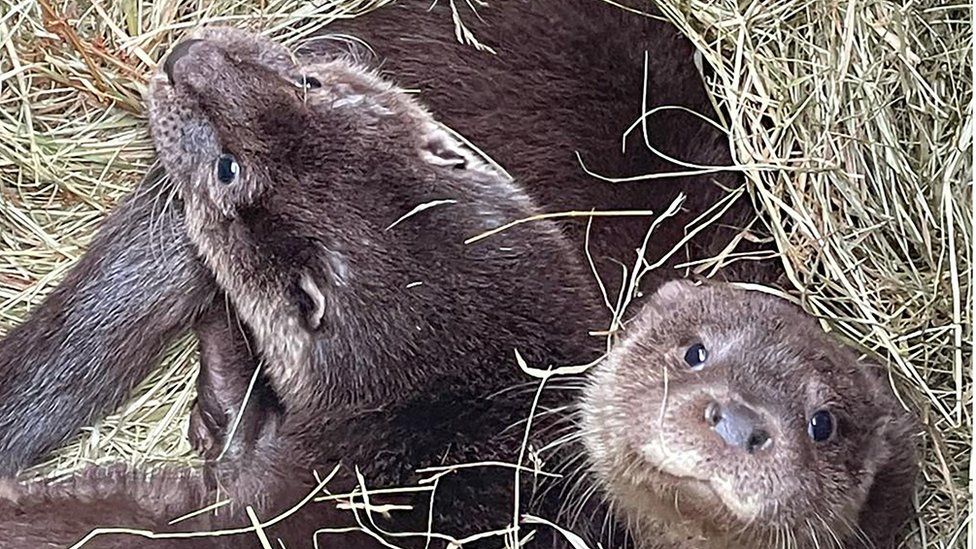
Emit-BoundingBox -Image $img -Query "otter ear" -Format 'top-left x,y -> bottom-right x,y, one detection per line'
420,125 -> 470,169
850,358 -> 920,544
857,359 -> 919,441
293,272 -> 326,331
859,360 -> 899,404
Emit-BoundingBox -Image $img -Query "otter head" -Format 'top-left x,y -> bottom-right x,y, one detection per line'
146,28 -> 487,401
581,280 -> 917,548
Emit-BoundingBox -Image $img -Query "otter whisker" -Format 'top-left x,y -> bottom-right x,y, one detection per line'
501,404 -> 571,436
821,515 -> 845,549
537,430 -> 583,455
553,453 -> 595,515
806,519 -> 823,549
567,476 -> 603,529
554,459 -> 606,528
145,165 -> 178,264
830,509 -> 874,549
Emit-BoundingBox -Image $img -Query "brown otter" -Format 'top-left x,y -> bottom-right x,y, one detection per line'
574,280 -> 918,548
0,0 -> 773,474
146,25 -> 605,544
0,23 -> 914,548
0,25 -> 607,546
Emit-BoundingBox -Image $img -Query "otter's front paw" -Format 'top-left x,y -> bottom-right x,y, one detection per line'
188,403 -> 223,462
191,299 -> 264,464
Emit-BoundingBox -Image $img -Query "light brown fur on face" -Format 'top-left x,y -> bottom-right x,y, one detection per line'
581,280 -> 918,549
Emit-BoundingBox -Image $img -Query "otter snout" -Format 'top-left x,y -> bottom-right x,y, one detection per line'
703,399 -> 772,454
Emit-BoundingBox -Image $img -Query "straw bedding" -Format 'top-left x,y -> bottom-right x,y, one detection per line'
0,0 -> 969,546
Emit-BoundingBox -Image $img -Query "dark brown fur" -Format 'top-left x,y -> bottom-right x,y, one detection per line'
316,0 -> 776,294
147,24 -> 606,546
0,2 -> 798,547
0,0 -> 774,476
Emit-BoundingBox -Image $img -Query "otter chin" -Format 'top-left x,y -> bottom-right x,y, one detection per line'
581,280 -> 918,549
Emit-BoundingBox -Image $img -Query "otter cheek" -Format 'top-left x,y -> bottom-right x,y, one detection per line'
636,392 -> 716,479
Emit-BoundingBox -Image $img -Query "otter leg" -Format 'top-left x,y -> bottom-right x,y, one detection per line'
0,167 -> 218,476
189,298 -> 281,466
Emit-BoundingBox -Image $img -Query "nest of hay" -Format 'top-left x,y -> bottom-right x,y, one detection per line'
0,0 -> 969,546
652,1 -> 972,543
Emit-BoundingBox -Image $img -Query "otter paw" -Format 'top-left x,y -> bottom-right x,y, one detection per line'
188,403 -> 224,462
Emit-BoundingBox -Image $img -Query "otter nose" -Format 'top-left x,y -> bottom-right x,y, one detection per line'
704,400 -> 772,454
163,39 -> 205,84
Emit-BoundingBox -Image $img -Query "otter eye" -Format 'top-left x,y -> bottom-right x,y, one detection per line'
300,75 -> 322,89
808,410 -> 835,442
683,343 -> 708,369
216,154 -> 240,185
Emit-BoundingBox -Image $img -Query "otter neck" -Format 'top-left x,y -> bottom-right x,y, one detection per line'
183,193 -> 318,408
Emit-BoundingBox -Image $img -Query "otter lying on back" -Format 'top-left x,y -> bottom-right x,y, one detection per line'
0,0 -> 770,475
0,26 -> 603,547
147,25 -> 605,543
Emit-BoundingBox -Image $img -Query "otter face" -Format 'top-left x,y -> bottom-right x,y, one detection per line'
581,280 -> 915,547
146,27 -> 492,397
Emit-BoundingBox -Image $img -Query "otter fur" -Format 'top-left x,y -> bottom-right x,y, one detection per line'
0,0 -> 772,475
0,173 -> 217,475
146,25 -> 605,544
0,15 -> 916,549
574,280 -> 919,548
0,24 -> 605,548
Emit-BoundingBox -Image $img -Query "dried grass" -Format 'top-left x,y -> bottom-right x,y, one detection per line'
0,0 -> 970,547
649,1 -> 972,545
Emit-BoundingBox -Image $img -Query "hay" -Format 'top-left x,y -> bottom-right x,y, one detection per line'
0,0 -> 970,547
648,1 -> 972,544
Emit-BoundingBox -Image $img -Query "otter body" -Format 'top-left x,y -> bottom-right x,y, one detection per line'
0,0 -> 764,474
146,26 -> 605,544
321,0 -> 761,291
0,25 -> 607,548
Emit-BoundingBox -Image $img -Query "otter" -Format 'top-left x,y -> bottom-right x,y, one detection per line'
317,0 -> 773,294
145,25 -> 607,543
0,24 -> 605,547
0,284 -> 919,548
0,23 -> 914,549
0,172 -> 218,476
0,0 -> 773,473
573,280 -> 918,548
